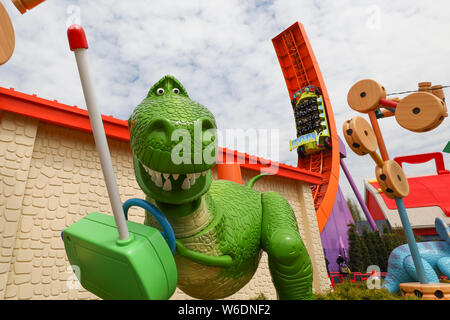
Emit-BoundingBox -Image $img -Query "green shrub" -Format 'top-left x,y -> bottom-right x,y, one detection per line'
314,281 -> 419,300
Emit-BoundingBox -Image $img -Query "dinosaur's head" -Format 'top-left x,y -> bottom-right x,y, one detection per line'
129,75 -> 217,205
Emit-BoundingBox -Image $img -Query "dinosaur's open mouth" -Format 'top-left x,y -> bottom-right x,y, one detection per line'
133,155 -> 214,205
140,160 -> 208,192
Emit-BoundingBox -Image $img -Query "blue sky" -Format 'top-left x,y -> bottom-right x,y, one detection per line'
1,0 -> 449,209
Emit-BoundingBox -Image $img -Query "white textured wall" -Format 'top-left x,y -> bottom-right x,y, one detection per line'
0,111 -> 328,300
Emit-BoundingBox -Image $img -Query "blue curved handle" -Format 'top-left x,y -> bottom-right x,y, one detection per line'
122,198 -> 176,254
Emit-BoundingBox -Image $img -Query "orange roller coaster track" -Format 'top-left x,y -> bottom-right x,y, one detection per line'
272,22 -> 340,233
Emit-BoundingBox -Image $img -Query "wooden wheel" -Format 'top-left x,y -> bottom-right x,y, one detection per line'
395,92 -> 446,132
347,79 -> 386,113
0,2 -> 15,65
343,116 -> 378,156
375,160 -> 409,199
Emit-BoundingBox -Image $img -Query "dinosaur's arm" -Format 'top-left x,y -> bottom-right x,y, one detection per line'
261,191 -> 314,300
175,240 -> 233,268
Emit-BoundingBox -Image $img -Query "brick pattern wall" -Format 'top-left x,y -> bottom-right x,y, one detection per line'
0,112 -> 39,299
0,111 -> 328,300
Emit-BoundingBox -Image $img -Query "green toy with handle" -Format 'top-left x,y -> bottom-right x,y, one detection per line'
62,24 -> 177,300
63,23 -> 315,301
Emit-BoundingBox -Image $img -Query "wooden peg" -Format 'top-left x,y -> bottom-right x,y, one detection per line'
0,2 -> 15,65
369,151 -> 385,168
347,79 -> 387,113
375,160 -> 409,199
431,85 -> 445,102
418,82 -> 432,92
378,97 -> 399,117
432,85 -> 447,117
380,109 -> 395,117
368,111 -> 390,161
342,116 -> 378,156
395,92 -> 446,132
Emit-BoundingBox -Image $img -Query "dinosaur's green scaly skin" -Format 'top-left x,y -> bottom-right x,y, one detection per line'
129,75 -> 314,300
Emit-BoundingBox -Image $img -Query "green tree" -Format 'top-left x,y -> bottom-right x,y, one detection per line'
347,222 -> 422,273
361,227 -> 378,268
373,230 -> 388,271
383,228 -> 406,255
360,232 -> 371,272
347,224 -> 363,272
382,228 -> 423,260
346,198 -> 363,223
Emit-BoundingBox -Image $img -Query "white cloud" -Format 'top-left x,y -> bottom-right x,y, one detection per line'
0,0 -> 449,205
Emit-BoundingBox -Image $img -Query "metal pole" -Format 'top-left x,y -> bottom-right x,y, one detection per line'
340,158 -> 378,231
395,198 -> 428,284
68,25 -> 129,240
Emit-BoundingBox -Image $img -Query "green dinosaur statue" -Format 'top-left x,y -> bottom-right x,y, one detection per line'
128,75 -> 314,300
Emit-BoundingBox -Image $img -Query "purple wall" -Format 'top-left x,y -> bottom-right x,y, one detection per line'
320,185 -> 355,273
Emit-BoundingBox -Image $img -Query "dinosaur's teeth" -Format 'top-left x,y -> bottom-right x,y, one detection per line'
163,179 -> 172,191
172,174 -> 179,181
142,164 -> 157,180
187,173 -> 196,185
195,173 -> 201,179
163,173 -> 170,180
181,177 -> 191,190
202,171 -> 208,176
155,172 -> 163,187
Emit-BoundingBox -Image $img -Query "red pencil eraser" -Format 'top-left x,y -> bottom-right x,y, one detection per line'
67,24 -> 88,51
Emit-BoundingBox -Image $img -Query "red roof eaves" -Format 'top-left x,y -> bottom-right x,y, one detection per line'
218,148 -> 323,184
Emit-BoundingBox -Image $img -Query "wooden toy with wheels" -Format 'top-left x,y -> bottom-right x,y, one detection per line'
343,78 -> 449,295
342,117 -> 409,200
343,116 -> 378,156
0,0 -> 46,65
395,92 -> 446,132
375,160 -> 409,199
400,282 -> 450,300
347,79 -> 387,113
11,0 -> 46,14
0,2 -> 15,65
347,79 -> 448,133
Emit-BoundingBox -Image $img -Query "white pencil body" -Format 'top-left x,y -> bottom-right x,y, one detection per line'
73,48 -> 130,240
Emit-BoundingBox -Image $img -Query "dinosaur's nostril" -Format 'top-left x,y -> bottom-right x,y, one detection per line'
200,118 -> 217,145
148,119 -> 171,145
201,118 -> 216,132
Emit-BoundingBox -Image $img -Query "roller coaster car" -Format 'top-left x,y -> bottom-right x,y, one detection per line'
289,85 -> 331,157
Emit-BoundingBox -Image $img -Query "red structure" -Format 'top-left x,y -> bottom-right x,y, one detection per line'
272,22 -> 340,233
365,152 -> 450,237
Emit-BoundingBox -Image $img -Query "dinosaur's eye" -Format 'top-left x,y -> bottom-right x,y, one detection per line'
173,88 -> 180,94
156,88 -> 165,95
